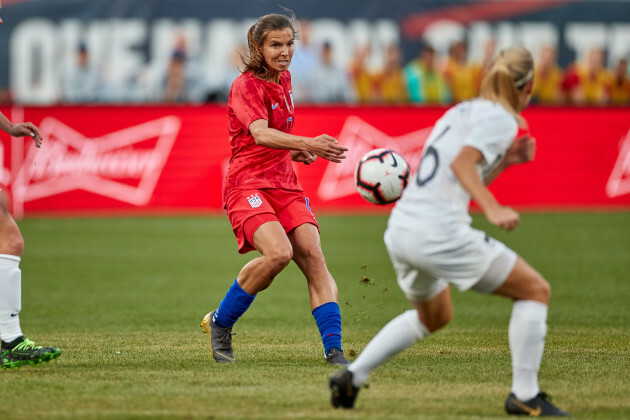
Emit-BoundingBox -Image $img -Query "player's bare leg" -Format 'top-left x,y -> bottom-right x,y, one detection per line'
239,221 -> 293,294
288,223 -> 337,310
0,192 -> 61,369
0,202 -> 23,257
289,223 -> 348,366
330,287 -> 449,408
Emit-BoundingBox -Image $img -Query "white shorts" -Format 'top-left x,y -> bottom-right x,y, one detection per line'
384,224 -> 517,302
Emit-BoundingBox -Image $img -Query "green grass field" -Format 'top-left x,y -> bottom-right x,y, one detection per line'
1,212 -> 629,419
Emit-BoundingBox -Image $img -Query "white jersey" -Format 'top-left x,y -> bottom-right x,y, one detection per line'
389,99 -> 518,232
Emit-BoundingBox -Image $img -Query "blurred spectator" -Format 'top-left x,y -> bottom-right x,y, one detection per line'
404,43 -> 450,104
308,41 -> 354,103
349,45 -> 374,103
40,29 -> 630,107
161,34 -> 206,103
0,88 -> 11,105
163,49 -> 188,102
290,19 -> 319,103
442,40 -> 479,103
609,58 -> 630,105
562,47 -> 612,105
60,42 -> 101,103
371,44 -> 408,104
561,64 -> 580,105
474,38 -> 497,94
212,46 -> 245,102
531,45 -> 564,104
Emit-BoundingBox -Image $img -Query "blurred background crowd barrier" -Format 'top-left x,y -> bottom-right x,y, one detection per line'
1,0 -> 629,106
0,0 -> 628,217
1,105 -> 629,216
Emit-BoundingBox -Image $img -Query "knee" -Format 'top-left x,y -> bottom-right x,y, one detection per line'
12,237 -> 24,256
266,246 -> 293,271
0,229 -> 24,256
531,278 -> 551,304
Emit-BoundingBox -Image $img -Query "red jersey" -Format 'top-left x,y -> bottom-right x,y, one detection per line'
223,71 -> 300,204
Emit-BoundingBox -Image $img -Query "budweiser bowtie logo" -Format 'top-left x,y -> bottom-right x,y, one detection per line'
317,116 -> 433,201
606,128 -> 630,198
11,116 -> 181,214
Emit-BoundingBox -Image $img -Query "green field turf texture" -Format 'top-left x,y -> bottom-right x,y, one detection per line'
1,212 -> 629,419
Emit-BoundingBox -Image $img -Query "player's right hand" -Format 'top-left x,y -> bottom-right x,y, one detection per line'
8,122 -> 43,148
485,205 -> 519,231
310,135 -> 347,163
505,135 -> 535,165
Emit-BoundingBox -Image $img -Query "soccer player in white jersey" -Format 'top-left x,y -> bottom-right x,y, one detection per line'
329,46 -> 569,416
0,110 -> 62,369
0,1 -> 62,369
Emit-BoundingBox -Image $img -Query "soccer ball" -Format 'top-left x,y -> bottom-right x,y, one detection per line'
354,148 -> 410,205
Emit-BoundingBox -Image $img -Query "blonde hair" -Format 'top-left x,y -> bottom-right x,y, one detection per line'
479,46 -> 534,126
241,12 -> 298,79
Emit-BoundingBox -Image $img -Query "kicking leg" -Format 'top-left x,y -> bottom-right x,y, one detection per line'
330,287 -> 451,408
289,223 -> 346,365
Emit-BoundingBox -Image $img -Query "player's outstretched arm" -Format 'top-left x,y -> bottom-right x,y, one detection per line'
0,111 -> 42,148
249,119 -> 347,163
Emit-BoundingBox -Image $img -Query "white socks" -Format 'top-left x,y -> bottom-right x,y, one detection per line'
346,301 -> 548,399
349,309 -> 430,387
509,300 -> 548,401
0,254 -> 23,343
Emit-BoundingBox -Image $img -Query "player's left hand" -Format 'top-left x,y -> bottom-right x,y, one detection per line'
8,122 -> 42,148
485,204 -> 520,231
291,150 -> 317,165
505,135 -> 535,165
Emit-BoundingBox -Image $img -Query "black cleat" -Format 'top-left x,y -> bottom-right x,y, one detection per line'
200,311 -> 235,363
329,368 -> 360,409
326,348 -> 350,367
505,392 -> 570,417
1,336 -> 62,369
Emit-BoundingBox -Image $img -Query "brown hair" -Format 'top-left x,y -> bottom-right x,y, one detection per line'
479,46 -> 534,125
240,12 -> 298,79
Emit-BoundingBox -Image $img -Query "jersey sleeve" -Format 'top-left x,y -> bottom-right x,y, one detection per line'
231,75 -> 269,130
463,105 -> 518,165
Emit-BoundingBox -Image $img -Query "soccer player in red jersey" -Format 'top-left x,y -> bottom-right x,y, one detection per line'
200,12 -> 350,366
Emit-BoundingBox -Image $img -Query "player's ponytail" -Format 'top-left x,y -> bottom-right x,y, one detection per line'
480,46 -> 534,126
240,11 -> 298,79
241,23 -> 266,78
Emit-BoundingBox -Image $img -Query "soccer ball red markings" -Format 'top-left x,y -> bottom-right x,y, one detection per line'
354,148 -> 410,205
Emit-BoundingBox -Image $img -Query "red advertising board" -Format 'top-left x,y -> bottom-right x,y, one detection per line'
1,105 -> 629,217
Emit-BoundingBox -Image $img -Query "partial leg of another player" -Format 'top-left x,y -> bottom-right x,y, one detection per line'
330,286 -> 450,408
493,256 -> 569,417
330,252 -> 569,416
0,203 -> 61,369
289,223 -> 349,366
